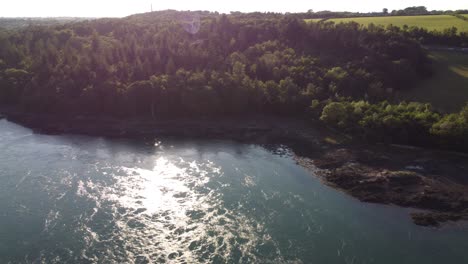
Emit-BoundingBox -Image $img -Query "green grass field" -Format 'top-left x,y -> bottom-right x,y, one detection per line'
306,18 -> 323,23
399,51 -> 468,112
307,15 -> 468,32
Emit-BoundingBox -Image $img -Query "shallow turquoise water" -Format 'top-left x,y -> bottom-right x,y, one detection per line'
0,119 -> 467,263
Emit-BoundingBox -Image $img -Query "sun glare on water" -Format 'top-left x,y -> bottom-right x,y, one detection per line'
74,155 -> 270,262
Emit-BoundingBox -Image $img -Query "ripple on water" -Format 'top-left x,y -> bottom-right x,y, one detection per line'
70,156 -> 291,263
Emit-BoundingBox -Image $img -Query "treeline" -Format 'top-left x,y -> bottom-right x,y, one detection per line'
0,17 -> 91,30
321,101 -> 468,152
454,14 -> 468,22
297,6 -> 468,19
388,6 -> 467,16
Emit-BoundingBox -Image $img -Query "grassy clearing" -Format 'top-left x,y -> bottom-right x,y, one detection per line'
308,15 -> 468,32
399,51 -> 468,113
306,18 -> 323,23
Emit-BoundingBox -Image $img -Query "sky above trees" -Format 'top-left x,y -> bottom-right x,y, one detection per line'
1,0 -> 467,17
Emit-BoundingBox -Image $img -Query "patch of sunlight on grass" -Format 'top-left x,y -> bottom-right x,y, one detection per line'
399,51 -> 468,113
451,66 -> 468,78
324,137 -> 339,145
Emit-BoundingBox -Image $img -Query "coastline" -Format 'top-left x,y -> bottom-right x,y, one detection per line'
0,110 -> 331,154
295,147 -> 468,227
2,109 -> 468,227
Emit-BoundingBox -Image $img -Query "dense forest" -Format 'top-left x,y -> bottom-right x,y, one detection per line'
0,10 -> 467,151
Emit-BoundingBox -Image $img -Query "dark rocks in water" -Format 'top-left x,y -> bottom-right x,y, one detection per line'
411,212 -> 463,227
326,165 -> 365,188
413,193 -> 456,212
411,213 -> 440,227
313,149 -> 355,169
300,147 -> 468,227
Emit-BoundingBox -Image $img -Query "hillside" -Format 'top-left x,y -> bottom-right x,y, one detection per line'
0,10 -> 467,152
399,50 -> 468,112
0,11 -> 431,116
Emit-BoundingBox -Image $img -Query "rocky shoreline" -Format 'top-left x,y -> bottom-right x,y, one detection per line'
2,109 -> 468,227
296,147 -> 468,227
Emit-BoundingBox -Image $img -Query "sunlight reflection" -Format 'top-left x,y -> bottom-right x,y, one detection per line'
118,157 -> 196,214
72,154 -> 281,262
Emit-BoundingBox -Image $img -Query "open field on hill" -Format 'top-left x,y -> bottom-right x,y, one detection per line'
399,50 -> 468,112
306,18 -> 323,22
307,15 -> 468,32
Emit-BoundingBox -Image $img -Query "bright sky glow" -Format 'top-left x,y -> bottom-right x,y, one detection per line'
1,0 -> 467,18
